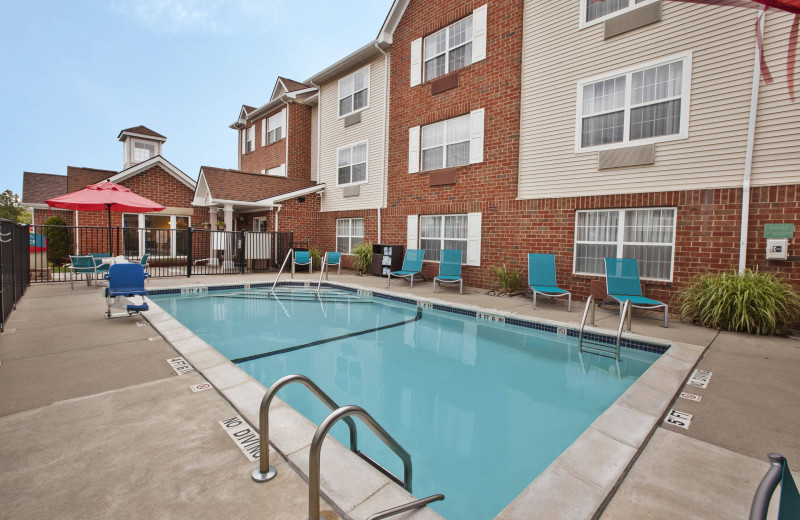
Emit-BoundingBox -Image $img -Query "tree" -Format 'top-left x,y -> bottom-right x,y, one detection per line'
0,190 -> 32,224
42,215 -> 72,266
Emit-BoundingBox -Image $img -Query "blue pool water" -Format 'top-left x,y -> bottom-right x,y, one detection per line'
152,287 -> 662,519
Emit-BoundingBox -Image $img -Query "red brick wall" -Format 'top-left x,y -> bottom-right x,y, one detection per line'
34,208 -> 73,226
239,103 -> 313,182
240,106 -> 287,174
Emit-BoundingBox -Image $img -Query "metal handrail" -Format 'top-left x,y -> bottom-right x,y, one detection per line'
578,295 -> 594,347
251,374 -> 359,483
315,252 -> 327,298
578,296 -> 628,362
749,453 -> 785,520
308,405 -> 413,520
366,494 -> 445,520
616,299 -> 632,351
271,248 -> 293,293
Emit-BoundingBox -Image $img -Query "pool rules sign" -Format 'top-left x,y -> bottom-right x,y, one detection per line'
219,416 -> 260,461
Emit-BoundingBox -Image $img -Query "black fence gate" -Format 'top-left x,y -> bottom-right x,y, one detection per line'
1,220 -> 30,332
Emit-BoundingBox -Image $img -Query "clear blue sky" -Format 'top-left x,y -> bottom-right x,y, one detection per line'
0,0 -> 394,197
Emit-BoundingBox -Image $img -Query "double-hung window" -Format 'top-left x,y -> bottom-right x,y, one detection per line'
574,208 -> 676,281
337,142 -> 368,186
245,127 -> 255,153
133,141 -> 155,163
582,0 -> 658,26
338,67 -> 369,117
424,16 -> 473,82
419,215 -> 468,263
577,54 -> 690,151
421,114 -> 470,171
336,218 -> 364,254
267,110 -> 284,144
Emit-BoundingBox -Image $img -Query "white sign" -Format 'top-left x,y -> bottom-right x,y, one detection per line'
190,382 -> 212,392
557,327 -> 567,335
665,408 -> 693,429
418,302 -> 433,309
136,321 -> 149,327
167,357 -> 195,376
219,416 -> 260,461
477,312 -> 505,323
148,336 -> 162,342
181,287 -> 208,296
357,289 -> 373,297
680,391 -> 702,402
687,369 -> 712,389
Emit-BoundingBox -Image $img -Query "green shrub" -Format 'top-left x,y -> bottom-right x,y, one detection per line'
679,269 -> 800,335
351,242 -> 373,274
309,248 -> 322,271
42,215 -> 72,266
490,264 -> 523,294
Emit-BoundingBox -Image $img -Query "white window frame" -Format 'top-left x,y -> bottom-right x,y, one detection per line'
253,217 -> 267,232
245,126 -> 255,153
132,139 -> 156,163
573,207 -> 677,282
574,52 -> 692,153
122,213 -> 191,258
420,114 -> 471,172
418,214 -> 470,264
423,14 -> 474,83
579,0 -> 660,29
336,141 -> 369,187
336,218 -> 364,254
267,110 -> 284,145
338,65 -> 370,118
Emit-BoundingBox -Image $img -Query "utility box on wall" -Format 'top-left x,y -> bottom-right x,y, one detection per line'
766,239 -> 789,260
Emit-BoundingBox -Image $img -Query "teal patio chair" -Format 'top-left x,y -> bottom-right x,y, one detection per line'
324,252 -> 341,279
387,249 -> 425,288
292,250 -> 312,277
604,258 -> 668,328
528,253 -> 571,311
433,249 -> 463,294
68,255 -> 109,289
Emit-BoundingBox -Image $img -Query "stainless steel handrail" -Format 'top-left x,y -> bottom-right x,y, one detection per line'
251,374 -> 358,483
749,453 -> 785,520
315,252 -> 327,298
366,494 -> 445,520
578,295 -> 594,347
615,299 -> 632,358
308,405 -> 413,520
271,248 -> 293,293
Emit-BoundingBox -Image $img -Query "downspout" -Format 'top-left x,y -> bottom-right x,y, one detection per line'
307,80 -> 322,184
274,204 -> 282,232
739,7 -> 766,274
375,41 -> 390,244
284,100 -> 290,177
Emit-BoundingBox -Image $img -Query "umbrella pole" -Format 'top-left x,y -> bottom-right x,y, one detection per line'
107,205 -> 112,257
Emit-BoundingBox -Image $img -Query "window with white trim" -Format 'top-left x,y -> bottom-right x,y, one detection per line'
421,114 -> 470,171
336,218 -> 364,254
338,67 -> 369,117
337,142 -> 367,186
133,141 -> 156,163
267,111 -> 284,144
424,15 -> 473,82
574,208 -> 676,281
253,217 -> 267,232
577,55 -> 690,151
419,214 -> 468,263
245,126 -> 255,153
582,0 -> 657,25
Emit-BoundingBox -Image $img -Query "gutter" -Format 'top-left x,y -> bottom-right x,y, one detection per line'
739,7 -> 766,273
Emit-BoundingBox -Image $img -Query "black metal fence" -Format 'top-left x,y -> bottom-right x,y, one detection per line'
27,225 -> 293,283
1,220 -> 30,332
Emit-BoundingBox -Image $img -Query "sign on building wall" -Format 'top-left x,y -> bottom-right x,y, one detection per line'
764,224 -> 794,239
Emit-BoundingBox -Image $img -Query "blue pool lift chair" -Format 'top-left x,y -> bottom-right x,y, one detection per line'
103,263 -> 150,318
387,249 -> 425,288
528,253 -> 571,311
324,252 -> 342,279
68,254 -> 110,289
292,250 -> 312,277
433,249 -> 463,294
604,258 -> 668,328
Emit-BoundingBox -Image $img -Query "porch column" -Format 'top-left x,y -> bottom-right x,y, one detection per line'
223,204 -> 234,271
209,207 -> 218,266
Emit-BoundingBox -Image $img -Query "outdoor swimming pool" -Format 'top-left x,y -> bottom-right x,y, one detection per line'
151,285 -> 665,519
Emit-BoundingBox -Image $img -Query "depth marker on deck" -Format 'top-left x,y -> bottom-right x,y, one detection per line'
167,357 -> 195,375
219,416 -> 260,461
687,369 -> 712,389
680,391 -> 702,402
664,409 -> 693,429
190,382 -> 212,392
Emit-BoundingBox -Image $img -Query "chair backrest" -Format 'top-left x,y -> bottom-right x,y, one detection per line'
402,249 -> 425,272
604,258 -> 643,297
140,253 -> 149,265
295,250 -> 310,264
69,255 -> 95,269
108,263 -> 147,292
439,249 -> 462,277
326,252 -> 341,265
528,253 -> 558,287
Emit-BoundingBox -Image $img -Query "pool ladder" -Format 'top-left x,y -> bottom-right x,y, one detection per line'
271,249 -> 331,299
578,296 -> 631,362
251,374 -> 444,520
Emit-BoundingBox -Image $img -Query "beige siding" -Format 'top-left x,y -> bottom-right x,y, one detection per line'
318,54 -> 387,212
518,2 -> 795,200
311,104 -> 318,182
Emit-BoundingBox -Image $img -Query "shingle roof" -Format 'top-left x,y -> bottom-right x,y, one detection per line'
22,172 -> 67,204
242,105 -> 256,114
278,77 -> 312,92
117,125 -> 166,140
67,166 -> 118,192
201,166 -> 318,202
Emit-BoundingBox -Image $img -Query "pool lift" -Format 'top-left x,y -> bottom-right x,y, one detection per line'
251,374 -> 445,520
577,296 -> 631,378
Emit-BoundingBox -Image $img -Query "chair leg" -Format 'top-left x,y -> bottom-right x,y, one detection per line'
309,263 -> 312,275
387,273 -> 391,287
533,291 -> 537,310
459,279 -> 462,295
410,275 -> 414,288
432,278 -> 436,292
664,304 -> 669,328
567,293 -> 571,312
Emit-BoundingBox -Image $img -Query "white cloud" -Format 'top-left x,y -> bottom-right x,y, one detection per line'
111,0 -> 283,33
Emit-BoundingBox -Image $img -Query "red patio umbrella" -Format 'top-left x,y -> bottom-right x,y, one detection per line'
46,180 -> 165,256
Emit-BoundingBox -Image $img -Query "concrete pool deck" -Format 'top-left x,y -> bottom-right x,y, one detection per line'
1,272 -> 797,519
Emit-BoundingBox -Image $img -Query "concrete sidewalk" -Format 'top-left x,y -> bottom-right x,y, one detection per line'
1,273 -> 798,519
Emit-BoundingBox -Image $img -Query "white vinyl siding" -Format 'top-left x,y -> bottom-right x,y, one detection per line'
336,218 -> 364,254
338,66 -> 370,117
574,207 -> 676,281
577,54 -> 691,152
581,0 -> 658,27
408,213 -> 482,266
337,142 -> 368,186
267,110 -> 285,145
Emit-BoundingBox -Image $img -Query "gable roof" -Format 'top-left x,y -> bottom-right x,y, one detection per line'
110,155 -> 196,190
199,166 -> 319,203
117,125 -> 167,141
279,77 -> 311,92
377,0 -> 409,44
22,172 -> 67,204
